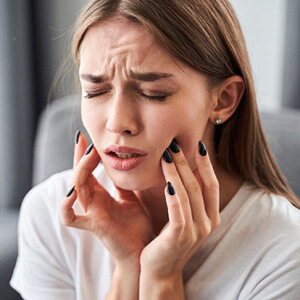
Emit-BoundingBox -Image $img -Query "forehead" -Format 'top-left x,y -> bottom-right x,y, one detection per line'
79,16 -> 176,72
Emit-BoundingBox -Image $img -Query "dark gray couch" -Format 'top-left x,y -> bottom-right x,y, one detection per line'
1,94 -> 300,299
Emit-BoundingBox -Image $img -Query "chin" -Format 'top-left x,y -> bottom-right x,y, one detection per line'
105,166 -> 165,191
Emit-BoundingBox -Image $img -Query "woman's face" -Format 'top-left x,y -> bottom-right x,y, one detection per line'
79,17 -> 215,191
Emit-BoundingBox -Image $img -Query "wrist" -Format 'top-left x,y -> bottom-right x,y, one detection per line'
139,270 -> 184,300
106,261 -> 140,300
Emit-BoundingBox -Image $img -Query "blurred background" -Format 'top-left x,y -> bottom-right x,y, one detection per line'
0,0 -> 299,298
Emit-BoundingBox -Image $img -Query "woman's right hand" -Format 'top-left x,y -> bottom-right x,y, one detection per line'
60,132 -> 154,267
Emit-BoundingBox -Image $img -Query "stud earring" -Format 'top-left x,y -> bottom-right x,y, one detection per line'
215,118 -> 222,125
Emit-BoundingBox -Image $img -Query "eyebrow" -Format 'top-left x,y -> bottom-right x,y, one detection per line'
130,71 -> 173,82
80,74 -> 107,83
80,71 -> 173,83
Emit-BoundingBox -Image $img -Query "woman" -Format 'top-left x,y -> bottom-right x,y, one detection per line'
11,0 -> 300,299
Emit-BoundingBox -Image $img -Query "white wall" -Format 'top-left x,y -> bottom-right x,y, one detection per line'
229,0 -> 287,112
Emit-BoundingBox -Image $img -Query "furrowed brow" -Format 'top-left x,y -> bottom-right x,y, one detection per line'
130,71 -> 173,82
80,74 -> 107,83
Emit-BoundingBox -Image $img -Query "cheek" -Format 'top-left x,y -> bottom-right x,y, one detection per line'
172,108 -> 209,164
81,103 -> 105,139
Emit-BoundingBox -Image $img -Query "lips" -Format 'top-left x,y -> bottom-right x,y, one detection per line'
104,145 -> 148,171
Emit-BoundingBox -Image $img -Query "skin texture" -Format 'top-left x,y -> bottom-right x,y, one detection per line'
61,16 -> 245,300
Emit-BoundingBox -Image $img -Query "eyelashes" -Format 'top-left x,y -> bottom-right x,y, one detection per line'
84,91 -> 108,99
83,90 -> 168,102
139,92 -> 167,102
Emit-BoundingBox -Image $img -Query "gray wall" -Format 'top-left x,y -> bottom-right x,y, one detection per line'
0,0 -> 88,209
32,0 -> 89,110
0,0 -> 35,208
282,0 -> 300,109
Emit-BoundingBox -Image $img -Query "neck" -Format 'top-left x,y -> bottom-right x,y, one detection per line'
135,184 -> 168,235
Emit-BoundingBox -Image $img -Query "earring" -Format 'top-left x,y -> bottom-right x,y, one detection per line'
215,118 -> 222,125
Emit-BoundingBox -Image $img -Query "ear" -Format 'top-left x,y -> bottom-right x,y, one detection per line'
209,75 -> 245,125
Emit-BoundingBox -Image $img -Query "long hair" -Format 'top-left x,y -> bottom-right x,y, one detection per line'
72,0 -> 299,207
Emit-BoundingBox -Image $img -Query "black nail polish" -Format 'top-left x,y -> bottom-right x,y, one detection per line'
66,186 -> 75,197
169,138 -> 180,153
163,149 -> 172,163
198,141 -> 207,156
75,130 -> 80,144
167,182 -> 175,196
85,143 -> 94,155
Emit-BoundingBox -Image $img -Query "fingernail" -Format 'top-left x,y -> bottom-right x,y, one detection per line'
75,130 -> 80,144
85,143 -> 94,155
163,149 -> 172,163
169,138 -> 180,153
66,186 -> 75,197
167,182 -> 175,195
198,141 -> 207,156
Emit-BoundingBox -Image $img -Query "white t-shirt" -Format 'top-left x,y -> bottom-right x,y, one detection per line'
11,165 -> 300,300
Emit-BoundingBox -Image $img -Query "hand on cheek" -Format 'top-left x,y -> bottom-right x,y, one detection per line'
61,131 -> 154,268
140,139 -> 220,280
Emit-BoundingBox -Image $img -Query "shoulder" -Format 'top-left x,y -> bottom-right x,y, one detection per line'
232,182 -> 300,264
240,183 -> 300,232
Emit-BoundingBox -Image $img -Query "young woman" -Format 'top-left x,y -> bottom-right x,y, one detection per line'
11,0 -> 300,299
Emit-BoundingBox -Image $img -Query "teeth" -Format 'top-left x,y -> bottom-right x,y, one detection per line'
114,152 -> 139,159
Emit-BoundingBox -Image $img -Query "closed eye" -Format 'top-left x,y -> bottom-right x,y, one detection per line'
83,90 -> 169,102
83,91 -> 109,99
139,92 -> 168,102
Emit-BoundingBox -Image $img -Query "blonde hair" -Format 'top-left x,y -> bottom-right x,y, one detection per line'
72,0 -> 299,207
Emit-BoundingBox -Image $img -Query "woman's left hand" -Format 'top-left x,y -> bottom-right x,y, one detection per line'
140,140 -> 220,292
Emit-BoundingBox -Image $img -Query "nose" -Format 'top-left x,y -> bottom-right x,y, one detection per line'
106,94 -> 140,135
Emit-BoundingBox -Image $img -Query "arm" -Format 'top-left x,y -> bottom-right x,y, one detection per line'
139,140 -> 220,299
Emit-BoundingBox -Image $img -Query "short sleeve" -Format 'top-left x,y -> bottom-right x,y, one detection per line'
10,178 -> 75,300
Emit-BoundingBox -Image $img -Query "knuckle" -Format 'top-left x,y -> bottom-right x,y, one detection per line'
186,181 -> 200,194
211,215 -> 221,230
172,220 -> 185,233
168,198 -> 181,210
182,229 -> 198,246
206,177 -> 219,191
176,155 -> 187,168
200,157 -> 211,168
164,162 -> 177,178
199,222 -> 212,237
177,191 -> 189,204
190,231 -> 198,244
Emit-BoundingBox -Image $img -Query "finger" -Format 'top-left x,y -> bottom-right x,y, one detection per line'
195,141 -> 220,224
168,140 -> 207,222
72,143 -> 101,187
165,182 -> 184,235
61,186 -> 93,230
161,149 -> 194,225
61,186 -> 77,225
73,130 -> 88,168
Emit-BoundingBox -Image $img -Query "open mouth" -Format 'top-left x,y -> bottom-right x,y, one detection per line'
112,152 -> 141,159
104,145 -> 148,170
